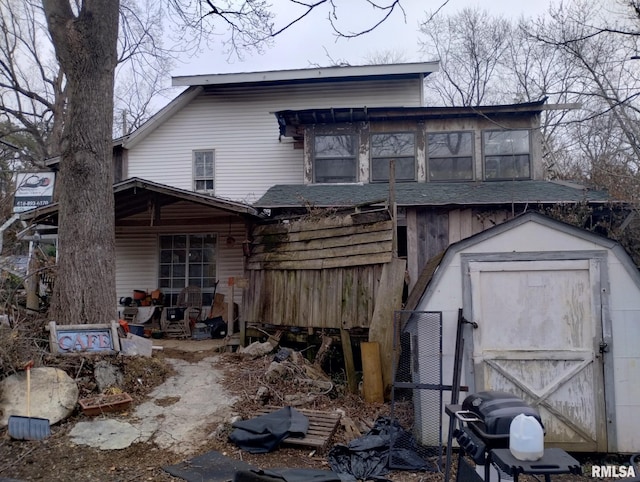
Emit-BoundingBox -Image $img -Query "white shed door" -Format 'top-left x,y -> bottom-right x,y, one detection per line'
469,259 -> 606,452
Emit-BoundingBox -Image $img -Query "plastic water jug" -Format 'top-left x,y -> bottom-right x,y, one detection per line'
509,413 -> 544,461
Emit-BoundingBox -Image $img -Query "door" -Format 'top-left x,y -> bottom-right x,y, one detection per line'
468,259 -> 607,452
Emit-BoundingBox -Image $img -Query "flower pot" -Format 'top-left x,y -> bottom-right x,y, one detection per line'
79,393 -> 133,416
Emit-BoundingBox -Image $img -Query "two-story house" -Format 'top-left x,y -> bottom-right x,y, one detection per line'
23,62 -> 640,455
28,62 -> 609,327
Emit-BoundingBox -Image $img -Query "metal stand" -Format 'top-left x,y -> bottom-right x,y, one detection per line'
490,448 -> 582,482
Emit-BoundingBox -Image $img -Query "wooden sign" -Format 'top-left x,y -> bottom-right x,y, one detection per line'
48,321 -> 121,354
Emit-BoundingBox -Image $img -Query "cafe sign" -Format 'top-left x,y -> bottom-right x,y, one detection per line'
48,321 -> 121,354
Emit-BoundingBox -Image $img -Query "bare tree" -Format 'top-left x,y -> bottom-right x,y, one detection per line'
36,0 -> 412,324
418,7 -> 513,106
42,0 -> 119,325
528,0 -> 640,184
0,0 -> 64,166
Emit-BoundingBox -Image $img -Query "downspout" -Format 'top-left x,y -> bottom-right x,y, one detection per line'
0,213 -> 20,254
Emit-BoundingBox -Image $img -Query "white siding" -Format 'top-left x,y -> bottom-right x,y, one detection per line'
115,211 -> 247,313
127,79 -> 423,203
415,220 -> 640,453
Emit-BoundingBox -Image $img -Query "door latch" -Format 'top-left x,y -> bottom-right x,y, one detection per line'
599,341 -> 609,354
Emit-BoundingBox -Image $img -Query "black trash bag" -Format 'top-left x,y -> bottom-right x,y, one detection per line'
229,406 -> 309,454
327,417 -> 432,481
203,316 -> 227,338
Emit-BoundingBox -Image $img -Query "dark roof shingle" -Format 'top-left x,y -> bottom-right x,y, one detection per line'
254,180 -> 610,209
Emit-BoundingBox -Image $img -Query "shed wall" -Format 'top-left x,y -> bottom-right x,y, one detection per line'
415,220 -> 640,453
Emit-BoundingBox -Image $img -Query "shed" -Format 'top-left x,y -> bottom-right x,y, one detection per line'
408,212 -> 640,454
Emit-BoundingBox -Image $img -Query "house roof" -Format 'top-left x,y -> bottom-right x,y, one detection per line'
172,62 -> 439,87
404,211 -> 640,312
275,99 -> 548,137
19,177 -> 259,226
253,180 -> 610,209
120,63 -> 438,151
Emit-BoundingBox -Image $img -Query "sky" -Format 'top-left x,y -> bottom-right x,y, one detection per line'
171,0 -> 556,78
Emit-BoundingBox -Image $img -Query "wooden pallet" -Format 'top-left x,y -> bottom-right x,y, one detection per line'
256,407 -> 341,452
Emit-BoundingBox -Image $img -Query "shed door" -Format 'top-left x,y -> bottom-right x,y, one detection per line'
469,259 -> 606,452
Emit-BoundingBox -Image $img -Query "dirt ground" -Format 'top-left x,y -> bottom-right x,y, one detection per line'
0,343 -> 634,482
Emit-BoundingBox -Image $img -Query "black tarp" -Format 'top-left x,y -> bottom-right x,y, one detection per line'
229,406 -> 309,454
233,468 -> 343,482
163,450 -> 256,481
327,417 -> 435,481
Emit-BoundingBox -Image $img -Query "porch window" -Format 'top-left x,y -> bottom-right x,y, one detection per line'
371,133 -> 416,182
193,150 -> 215,192
158,234 -> 217,306
428,132 -> 473,181
314,135 -> 357,183
483,130 -> 531,180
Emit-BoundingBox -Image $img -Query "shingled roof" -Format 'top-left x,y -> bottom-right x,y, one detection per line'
254,180 -> 610,209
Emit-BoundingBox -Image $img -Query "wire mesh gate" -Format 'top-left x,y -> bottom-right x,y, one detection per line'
389,310 -> 444,471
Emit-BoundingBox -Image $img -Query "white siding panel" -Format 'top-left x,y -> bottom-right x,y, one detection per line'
128,79 -> 423,203
115,234 -> 158,313
115,216 -> 247,312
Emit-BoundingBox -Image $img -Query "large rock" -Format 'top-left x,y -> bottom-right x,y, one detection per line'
94,360 -> 123,392
0,367 -> 78,427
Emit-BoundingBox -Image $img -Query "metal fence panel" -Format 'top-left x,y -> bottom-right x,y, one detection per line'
390,310 -> 443,471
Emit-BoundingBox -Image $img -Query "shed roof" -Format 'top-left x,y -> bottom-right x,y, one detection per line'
254,180 -> 610,209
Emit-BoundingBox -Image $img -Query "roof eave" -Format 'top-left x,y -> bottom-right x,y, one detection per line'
172,62 -> 439,87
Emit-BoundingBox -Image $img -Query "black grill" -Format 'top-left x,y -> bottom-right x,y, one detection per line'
453,391 -> 543,470
460,391 -> 544,443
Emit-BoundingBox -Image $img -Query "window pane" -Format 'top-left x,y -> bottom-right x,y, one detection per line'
194,150 -> 214,192
174,235 -> 186,248
172,264 -> 185,278
372,133 -> 415,157
189,264 -> 202,277
429,132 -> 472,157
159,234 -> 217,303
371,157 -> 415,181
315,135 -> 355,157
429,157 -> 473,181
485,154 -> 531,179
484,130 -> 529,155
315,158 -> 357,183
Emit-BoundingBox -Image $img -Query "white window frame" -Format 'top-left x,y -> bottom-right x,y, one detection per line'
158,234 -> 218,307
193,150 -> 215,193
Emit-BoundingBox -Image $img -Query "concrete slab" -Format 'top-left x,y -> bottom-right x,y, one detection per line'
69,419 -> 141,450
131,355 -> 238,455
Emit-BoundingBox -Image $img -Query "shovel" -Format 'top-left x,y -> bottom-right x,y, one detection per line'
8,361 -> 51,440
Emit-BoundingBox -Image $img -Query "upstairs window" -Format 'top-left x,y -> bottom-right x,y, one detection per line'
194,150 -> 214,192
371,133 -> 416,182
314,135 -> 357,183
483,130 -> 531,180
428,132 -> 474,181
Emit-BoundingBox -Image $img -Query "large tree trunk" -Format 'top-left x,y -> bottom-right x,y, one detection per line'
43,0 -> 120,324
